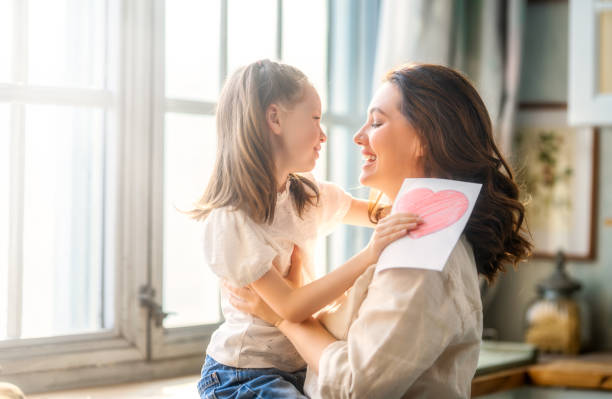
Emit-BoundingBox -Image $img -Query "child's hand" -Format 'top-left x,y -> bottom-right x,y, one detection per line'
224,281 -> 282,326
364,212 -> 423,264
285,245 -> 304,289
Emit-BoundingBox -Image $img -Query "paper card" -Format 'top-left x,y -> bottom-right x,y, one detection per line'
376,178 -> 482,273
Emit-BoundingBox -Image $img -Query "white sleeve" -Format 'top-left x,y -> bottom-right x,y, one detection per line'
202,209 -> 278,287
314,178 -> 352,236
313,268 -> 463,398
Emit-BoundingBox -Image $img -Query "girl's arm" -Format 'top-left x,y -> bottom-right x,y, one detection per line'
342,198 -> 391,227
224,283 -> 334,373
342,198 -> 374,227
284,247 -> 303,289
249,212 -> 422,323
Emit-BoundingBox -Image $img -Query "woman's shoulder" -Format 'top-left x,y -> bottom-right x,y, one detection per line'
444,235 -> 478,282
369,236 -> 480,305
444,235 -> 483,313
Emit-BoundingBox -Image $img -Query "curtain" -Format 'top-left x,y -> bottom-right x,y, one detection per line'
372,0 -> 525,156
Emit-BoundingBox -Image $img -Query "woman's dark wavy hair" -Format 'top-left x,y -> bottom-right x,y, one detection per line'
376,63 -> 531,281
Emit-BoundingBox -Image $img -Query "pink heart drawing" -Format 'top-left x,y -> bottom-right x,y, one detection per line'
396,188 -> 469,239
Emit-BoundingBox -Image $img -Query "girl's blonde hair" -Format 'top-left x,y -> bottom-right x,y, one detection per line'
189,59 -> 319,223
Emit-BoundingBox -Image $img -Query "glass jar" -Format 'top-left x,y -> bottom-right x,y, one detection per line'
524,251 -> 590,354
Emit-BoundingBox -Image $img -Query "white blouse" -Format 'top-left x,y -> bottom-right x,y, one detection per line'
305,236 -> 483,398
203,174 -> 352,372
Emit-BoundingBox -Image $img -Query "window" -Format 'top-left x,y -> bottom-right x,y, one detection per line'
158,0 -> 329,337
0,0 -> 117,341
569,0 -> 612,125
1,0 -> 379,393
0,1 -> 145,394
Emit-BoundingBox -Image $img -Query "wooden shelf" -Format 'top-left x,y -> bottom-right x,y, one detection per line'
527,353 -> 612,390
472,351 -> 612,397
472,367 -> 529,397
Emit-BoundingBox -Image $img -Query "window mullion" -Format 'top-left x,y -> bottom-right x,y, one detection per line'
0,84 -> 114,107
276,0 -> 283,60
219,0 -> 228,85
7,103 -> 24,340
116,0 -> 157,357
149,0 -> 167,360
6,0 -> 28,341
165,98 -> 215,115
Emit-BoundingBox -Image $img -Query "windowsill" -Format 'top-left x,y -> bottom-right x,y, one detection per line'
28,375 -> 200,399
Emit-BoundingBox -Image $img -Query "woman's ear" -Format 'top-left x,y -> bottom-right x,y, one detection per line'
414,138 -> 426,159
266,104 -> 283,136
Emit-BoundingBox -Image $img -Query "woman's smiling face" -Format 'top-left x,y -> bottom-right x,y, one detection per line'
353,82 -> 425,199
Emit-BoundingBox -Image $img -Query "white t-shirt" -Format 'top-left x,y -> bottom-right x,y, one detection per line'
203,174 -> 352,372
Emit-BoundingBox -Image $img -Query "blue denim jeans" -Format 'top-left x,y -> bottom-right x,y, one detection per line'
197,355 -> 307,399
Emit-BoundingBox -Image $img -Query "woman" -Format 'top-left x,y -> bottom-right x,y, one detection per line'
228,63 -> 531,398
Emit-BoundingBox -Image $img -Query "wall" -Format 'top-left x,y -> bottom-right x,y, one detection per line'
484,1 -> 612,350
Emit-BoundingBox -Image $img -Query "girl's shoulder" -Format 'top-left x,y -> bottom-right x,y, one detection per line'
202,207 -> 261,236
202,206 -> 279,287
202,207 -> 276,252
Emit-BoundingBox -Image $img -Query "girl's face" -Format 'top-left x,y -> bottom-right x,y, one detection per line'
271,84 -> 326,182
354,82 -> 425,200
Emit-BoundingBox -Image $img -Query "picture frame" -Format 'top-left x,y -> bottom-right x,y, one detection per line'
514,105 -> 599,260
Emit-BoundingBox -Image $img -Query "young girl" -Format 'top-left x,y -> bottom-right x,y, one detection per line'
191,59 -> 420,399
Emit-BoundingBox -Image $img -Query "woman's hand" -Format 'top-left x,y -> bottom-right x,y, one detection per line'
227,245 -> 304,324
364,212 -> 423,264
225,281 -> 283,326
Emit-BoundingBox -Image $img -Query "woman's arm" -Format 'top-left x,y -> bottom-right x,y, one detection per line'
249,212 -> 421,323
224,283 -> 336,373
291,269 -> 463,398
277,318 -> 335,373
230,267 -> 467,399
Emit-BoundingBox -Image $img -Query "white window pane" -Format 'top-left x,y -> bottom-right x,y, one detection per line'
282,0 -> 328,111
165,0 -> 220,101
28,0 -> 107,89
0,105 -> 9,339
21,105 -> 105,338
227,0 -> 277,73
329,0 -> 352,114
163,113 -> 220,328
0,0 -> 12,82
